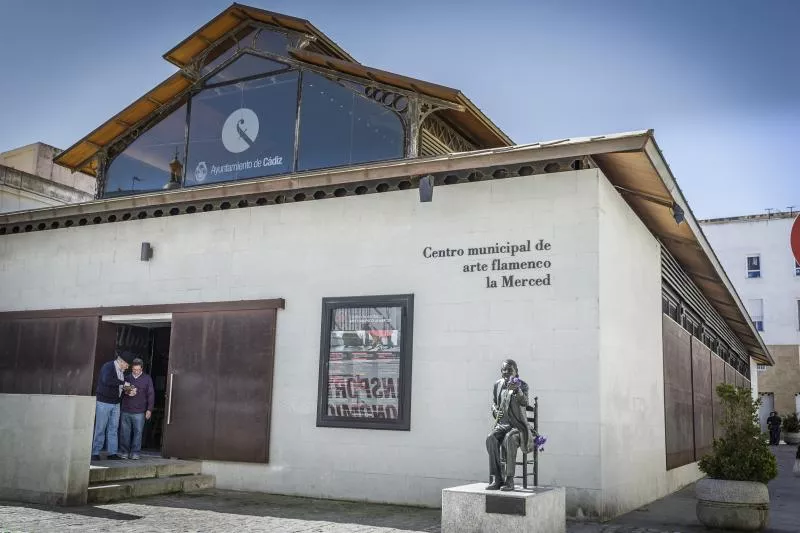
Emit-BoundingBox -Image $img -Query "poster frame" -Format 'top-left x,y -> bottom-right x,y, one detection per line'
316,294 -> 414,430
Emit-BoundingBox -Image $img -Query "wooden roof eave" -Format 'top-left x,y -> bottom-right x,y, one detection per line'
53,72 -> 193,175
162,3 -> 356,69
640,136 -> 774,366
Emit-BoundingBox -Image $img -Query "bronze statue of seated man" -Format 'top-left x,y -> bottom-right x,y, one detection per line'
485,358 -> 533,491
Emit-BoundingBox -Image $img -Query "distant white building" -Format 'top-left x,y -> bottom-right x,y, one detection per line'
0,143 -> 95,213
701,212 -> 799,345
701,212 -> 800,421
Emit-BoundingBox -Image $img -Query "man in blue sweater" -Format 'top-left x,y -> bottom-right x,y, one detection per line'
91,351 -> 134,461
119,358 -> 155,460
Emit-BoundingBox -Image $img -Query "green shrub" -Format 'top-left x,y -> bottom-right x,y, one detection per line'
698,384 -> 777,484
782,412 -> 800,433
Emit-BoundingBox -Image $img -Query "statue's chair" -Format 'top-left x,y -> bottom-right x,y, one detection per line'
515,397 -> 539,488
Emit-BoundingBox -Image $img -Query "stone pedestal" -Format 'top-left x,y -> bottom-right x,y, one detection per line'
442,483 -> 565,533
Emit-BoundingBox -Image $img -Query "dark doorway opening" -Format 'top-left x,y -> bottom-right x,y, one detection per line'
110,323 -> 171,453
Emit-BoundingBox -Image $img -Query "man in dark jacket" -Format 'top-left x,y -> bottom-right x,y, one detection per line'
91,351 -> 134,461
767,411 -> 782,445
119,358 -> 155,460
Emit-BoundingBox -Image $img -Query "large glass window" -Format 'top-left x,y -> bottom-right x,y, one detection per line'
104,104 -> 187,197
254,28 -> 290,56
185,72 -> 298,186
201,38 -> 237,78
206,53 -> 288,85
297,72 -> 404,171
105,37 -> 413,196
317,295 -> 414,431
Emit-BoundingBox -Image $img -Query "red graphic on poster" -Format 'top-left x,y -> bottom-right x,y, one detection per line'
326,306 -> 402,419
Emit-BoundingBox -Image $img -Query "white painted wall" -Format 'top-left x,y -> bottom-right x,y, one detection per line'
596,175 -> 678,518
0,394 -> 94,505
750,358 -> 760,401
0,168 -> 667,518
0,186 -> 62,213
702,217 -> 800,346
0,143 -> 96,196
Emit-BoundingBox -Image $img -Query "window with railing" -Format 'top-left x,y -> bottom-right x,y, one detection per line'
747,298 -> 764,332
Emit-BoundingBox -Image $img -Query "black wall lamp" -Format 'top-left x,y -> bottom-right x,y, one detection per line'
140,242 -> 154,261
419,175 -> 434,203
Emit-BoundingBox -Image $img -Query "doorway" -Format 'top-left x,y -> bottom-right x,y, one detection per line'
100,315 -> 172,454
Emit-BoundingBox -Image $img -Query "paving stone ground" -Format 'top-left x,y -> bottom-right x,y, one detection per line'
0,490 -> 441,533
1,446 -> 797,533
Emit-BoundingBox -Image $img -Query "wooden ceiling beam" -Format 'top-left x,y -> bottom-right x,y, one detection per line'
615,185 -> 673,207
658,233 -> 702,249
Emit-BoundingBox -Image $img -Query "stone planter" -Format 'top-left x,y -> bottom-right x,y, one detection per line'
783,432 -> 800,445
696,478 -> 769,531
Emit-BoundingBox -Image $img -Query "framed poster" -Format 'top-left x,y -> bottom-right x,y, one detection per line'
316,294 -> 414,430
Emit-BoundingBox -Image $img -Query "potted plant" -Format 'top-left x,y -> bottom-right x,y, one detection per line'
782,412 -> 800,445
696,384 -> 778,531
795,445 -> 800,477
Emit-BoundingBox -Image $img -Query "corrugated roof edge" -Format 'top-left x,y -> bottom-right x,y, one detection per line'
642,135 -> 774,366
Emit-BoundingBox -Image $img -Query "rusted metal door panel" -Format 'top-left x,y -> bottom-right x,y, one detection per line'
735,371 -> 744,389
163,309 -> 276,463
710,355 -> 725,440
0,316 -> 108,395
724,362 -> 735,385
16,319 -> 57,394
213,309 -> 275,463
691,338 -> 713,460
663,316 -> 694,470
163,312 -> 217,460
52,317 -> 101,395
91,321 -> 122,395
0,320 -> 20,393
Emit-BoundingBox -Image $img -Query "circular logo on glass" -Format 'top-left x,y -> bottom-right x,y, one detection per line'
221,108 -> 259,154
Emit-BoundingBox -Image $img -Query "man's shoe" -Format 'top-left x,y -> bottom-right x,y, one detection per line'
91,455 -> 101,461
107,454 -> 123,460
118,453 -> 129,459
485,476 -> 503,490
131,454 -> 141,460
500,476 -> 515,491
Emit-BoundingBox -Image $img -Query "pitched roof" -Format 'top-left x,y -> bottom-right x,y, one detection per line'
54,3 -> 511,175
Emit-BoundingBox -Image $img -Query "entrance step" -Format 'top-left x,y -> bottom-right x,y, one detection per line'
87,474 -> 215,504
89,457 -> 202,484
88,456 -> 213,503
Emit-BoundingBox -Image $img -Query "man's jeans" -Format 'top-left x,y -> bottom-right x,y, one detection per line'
120,412 -> 146,455
92,401 -> 121,456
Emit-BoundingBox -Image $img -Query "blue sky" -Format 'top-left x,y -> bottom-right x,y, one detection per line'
0,0 -> 797,218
